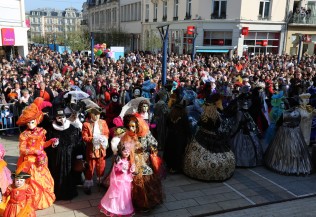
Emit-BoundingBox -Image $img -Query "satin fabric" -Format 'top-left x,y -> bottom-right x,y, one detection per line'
2,184 -> 36,217
0,160 -> 12,194
17,128 -> 55,210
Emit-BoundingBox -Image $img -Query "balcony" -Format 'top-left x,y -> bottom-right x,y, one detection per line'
162,16 -> 167,22
211,13 -> 226,19
173,16 -> 178,21
185,13 -> 191,20
257,15 -> 271,21
289,14 -> 316,25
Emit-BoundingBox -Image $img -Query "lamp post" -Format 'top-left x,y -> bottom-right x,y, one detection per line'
297,34 -> 303,64
91,32 -> 95,65
157,24 -> 170,86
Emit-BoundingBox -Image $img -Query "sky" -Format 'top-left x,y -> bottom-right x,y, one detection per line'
25,0 -> 86,12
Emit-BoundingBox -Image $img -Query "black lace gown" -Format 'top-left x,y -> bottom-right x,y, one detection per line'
264,108 -> 313,175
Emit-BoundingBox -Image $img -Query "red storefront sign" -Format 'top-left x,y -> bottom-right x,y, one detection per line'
187,26 -> 195,35
241,27 -> 249,36
303,34 -> 311,42
1,28 -> 15,46
256,40 -> 268,46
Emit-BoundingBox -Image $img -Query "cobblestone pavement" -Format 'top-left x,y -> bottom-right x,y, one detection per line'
2,135 -> 316,217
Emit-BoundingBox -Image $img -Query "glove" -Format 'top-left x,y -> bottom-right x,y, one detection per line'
76,155 -> 83,159
50,138 -> 59,148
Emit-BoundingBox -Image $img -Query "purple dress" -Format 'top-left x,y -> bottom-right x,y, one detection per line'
99,158 -> 134,217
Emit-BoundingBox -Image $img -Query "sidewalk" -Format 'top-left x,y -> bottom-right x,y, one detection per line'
2,135 -> 316,217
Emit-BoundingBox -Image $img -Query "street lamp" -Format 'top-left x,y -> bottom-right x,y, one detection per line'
157,24 -> 170,86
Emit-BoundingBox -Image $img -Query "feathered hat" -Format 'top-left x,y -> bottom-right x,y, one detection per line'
16,103 -> 43,126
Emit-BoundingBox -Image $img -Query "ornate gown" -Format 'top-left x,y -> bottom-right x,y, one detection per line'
230,110 -> 263,167
2,184 -> 36,217
265,108 -> 313,175
298,105 -> 314,146
132,132 -> 163,211
0,159 -> 12,194
99,158 -> 134,217
17,127 -> 55,210
46,121 -> 84,200
183,117 -> 235,181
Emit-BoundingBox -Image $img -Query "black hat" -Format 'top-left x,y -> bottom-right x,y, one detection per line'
12,171 -> 31,179
206,93 -> 221,104
55,108 -> 65,117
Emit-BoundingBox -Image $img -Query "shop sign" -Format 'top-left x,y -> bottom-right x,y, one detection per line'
303,34 -> 311,42
1,28 -> 15,46
262,40 -> 268,46
241,27 -> 249,36
187,26 -> 195,35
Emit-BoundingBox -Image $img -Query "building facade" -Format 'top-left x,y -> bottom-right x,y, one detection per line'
142,0 -> 288,57
27,7 -> 82,44
286,0 -> 316,56
83,0 -> 142,52
0,0 -> 28,59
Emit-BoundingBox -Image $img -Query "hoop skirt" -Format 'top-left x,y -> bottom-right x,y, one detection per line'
183,118 -> 235,181
265,108 -> 313,175
17,128 -> 55,210
230,111 -> 263,167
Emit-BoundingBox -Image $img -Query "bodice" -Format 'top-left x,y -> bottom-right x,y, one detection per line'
283,108 -> 301,127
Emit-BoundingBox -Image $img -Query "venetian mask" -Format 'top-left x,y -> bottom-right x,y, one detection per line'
56,116 -> 66,124
141,104 -> 149,113
27,119 -> 37,130
112,95 -> 118,103
128,121 -> 137,133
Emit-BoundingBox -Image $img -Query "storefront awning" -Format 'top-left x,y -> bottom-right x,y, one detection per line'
196,49 -> 229,53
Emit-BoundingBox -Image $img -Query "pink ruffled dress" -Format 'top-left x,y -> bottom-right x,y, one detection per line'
99,158 -> 134,217
0,144 -> 12,194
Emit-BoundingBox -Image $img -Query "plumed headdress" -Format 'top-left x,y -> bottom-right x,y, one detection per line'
16,103 -> 43,126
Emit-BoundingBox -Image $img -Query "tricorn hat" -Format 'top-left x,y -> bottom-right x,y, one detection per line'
12,171 -> 31,179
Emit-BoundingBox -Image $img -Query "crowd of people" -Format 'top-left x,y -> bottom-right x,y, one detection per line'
0,44 -> 316,216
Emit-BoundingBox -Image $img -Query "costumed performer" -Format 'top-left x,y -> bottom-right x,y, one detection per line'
183,94 -> 235,181
164,102 -> 191,174
229,91 -> 263,167
298,93 -> 315,146
16,102 -> 58,210
263,91 -> 284,152
82,106 -> 109,195
265,98 -> 313,175
121,114 -> 163,211
99,143 -> 135,217
0,171 -> 35,217
46,108 -> 84,200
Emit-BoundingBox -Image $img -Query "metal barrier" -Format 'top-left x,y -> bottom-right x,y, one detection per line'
0,102 -> 21,134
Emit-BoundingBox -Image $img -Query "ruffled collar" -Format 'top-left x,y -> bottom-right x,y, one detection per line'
52,120 -> 71,131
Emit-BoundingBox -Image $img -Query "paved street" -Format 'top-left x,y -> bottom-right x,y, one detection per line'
2,135 -> 316,217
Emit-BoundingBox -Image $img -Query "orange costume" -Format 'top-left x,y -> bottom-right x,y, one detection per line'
2,183 -> 36,217
16,102 -> 56,210
82,119 -> 109,185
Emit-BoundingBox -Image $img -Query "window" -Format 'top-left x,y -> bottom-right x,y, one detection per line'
203,31 -> 232,46
186,0 -> 192,18
163,2 -> 167,20
212,0 -> 227,19
145,4 -> 149,21
174,0 -> 178,18
153,3 -> 158,21
259,0 -> 270,19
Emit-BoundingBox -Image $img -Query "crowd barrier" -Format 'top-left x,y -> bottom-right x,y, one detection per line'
0,102 -> 21,133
